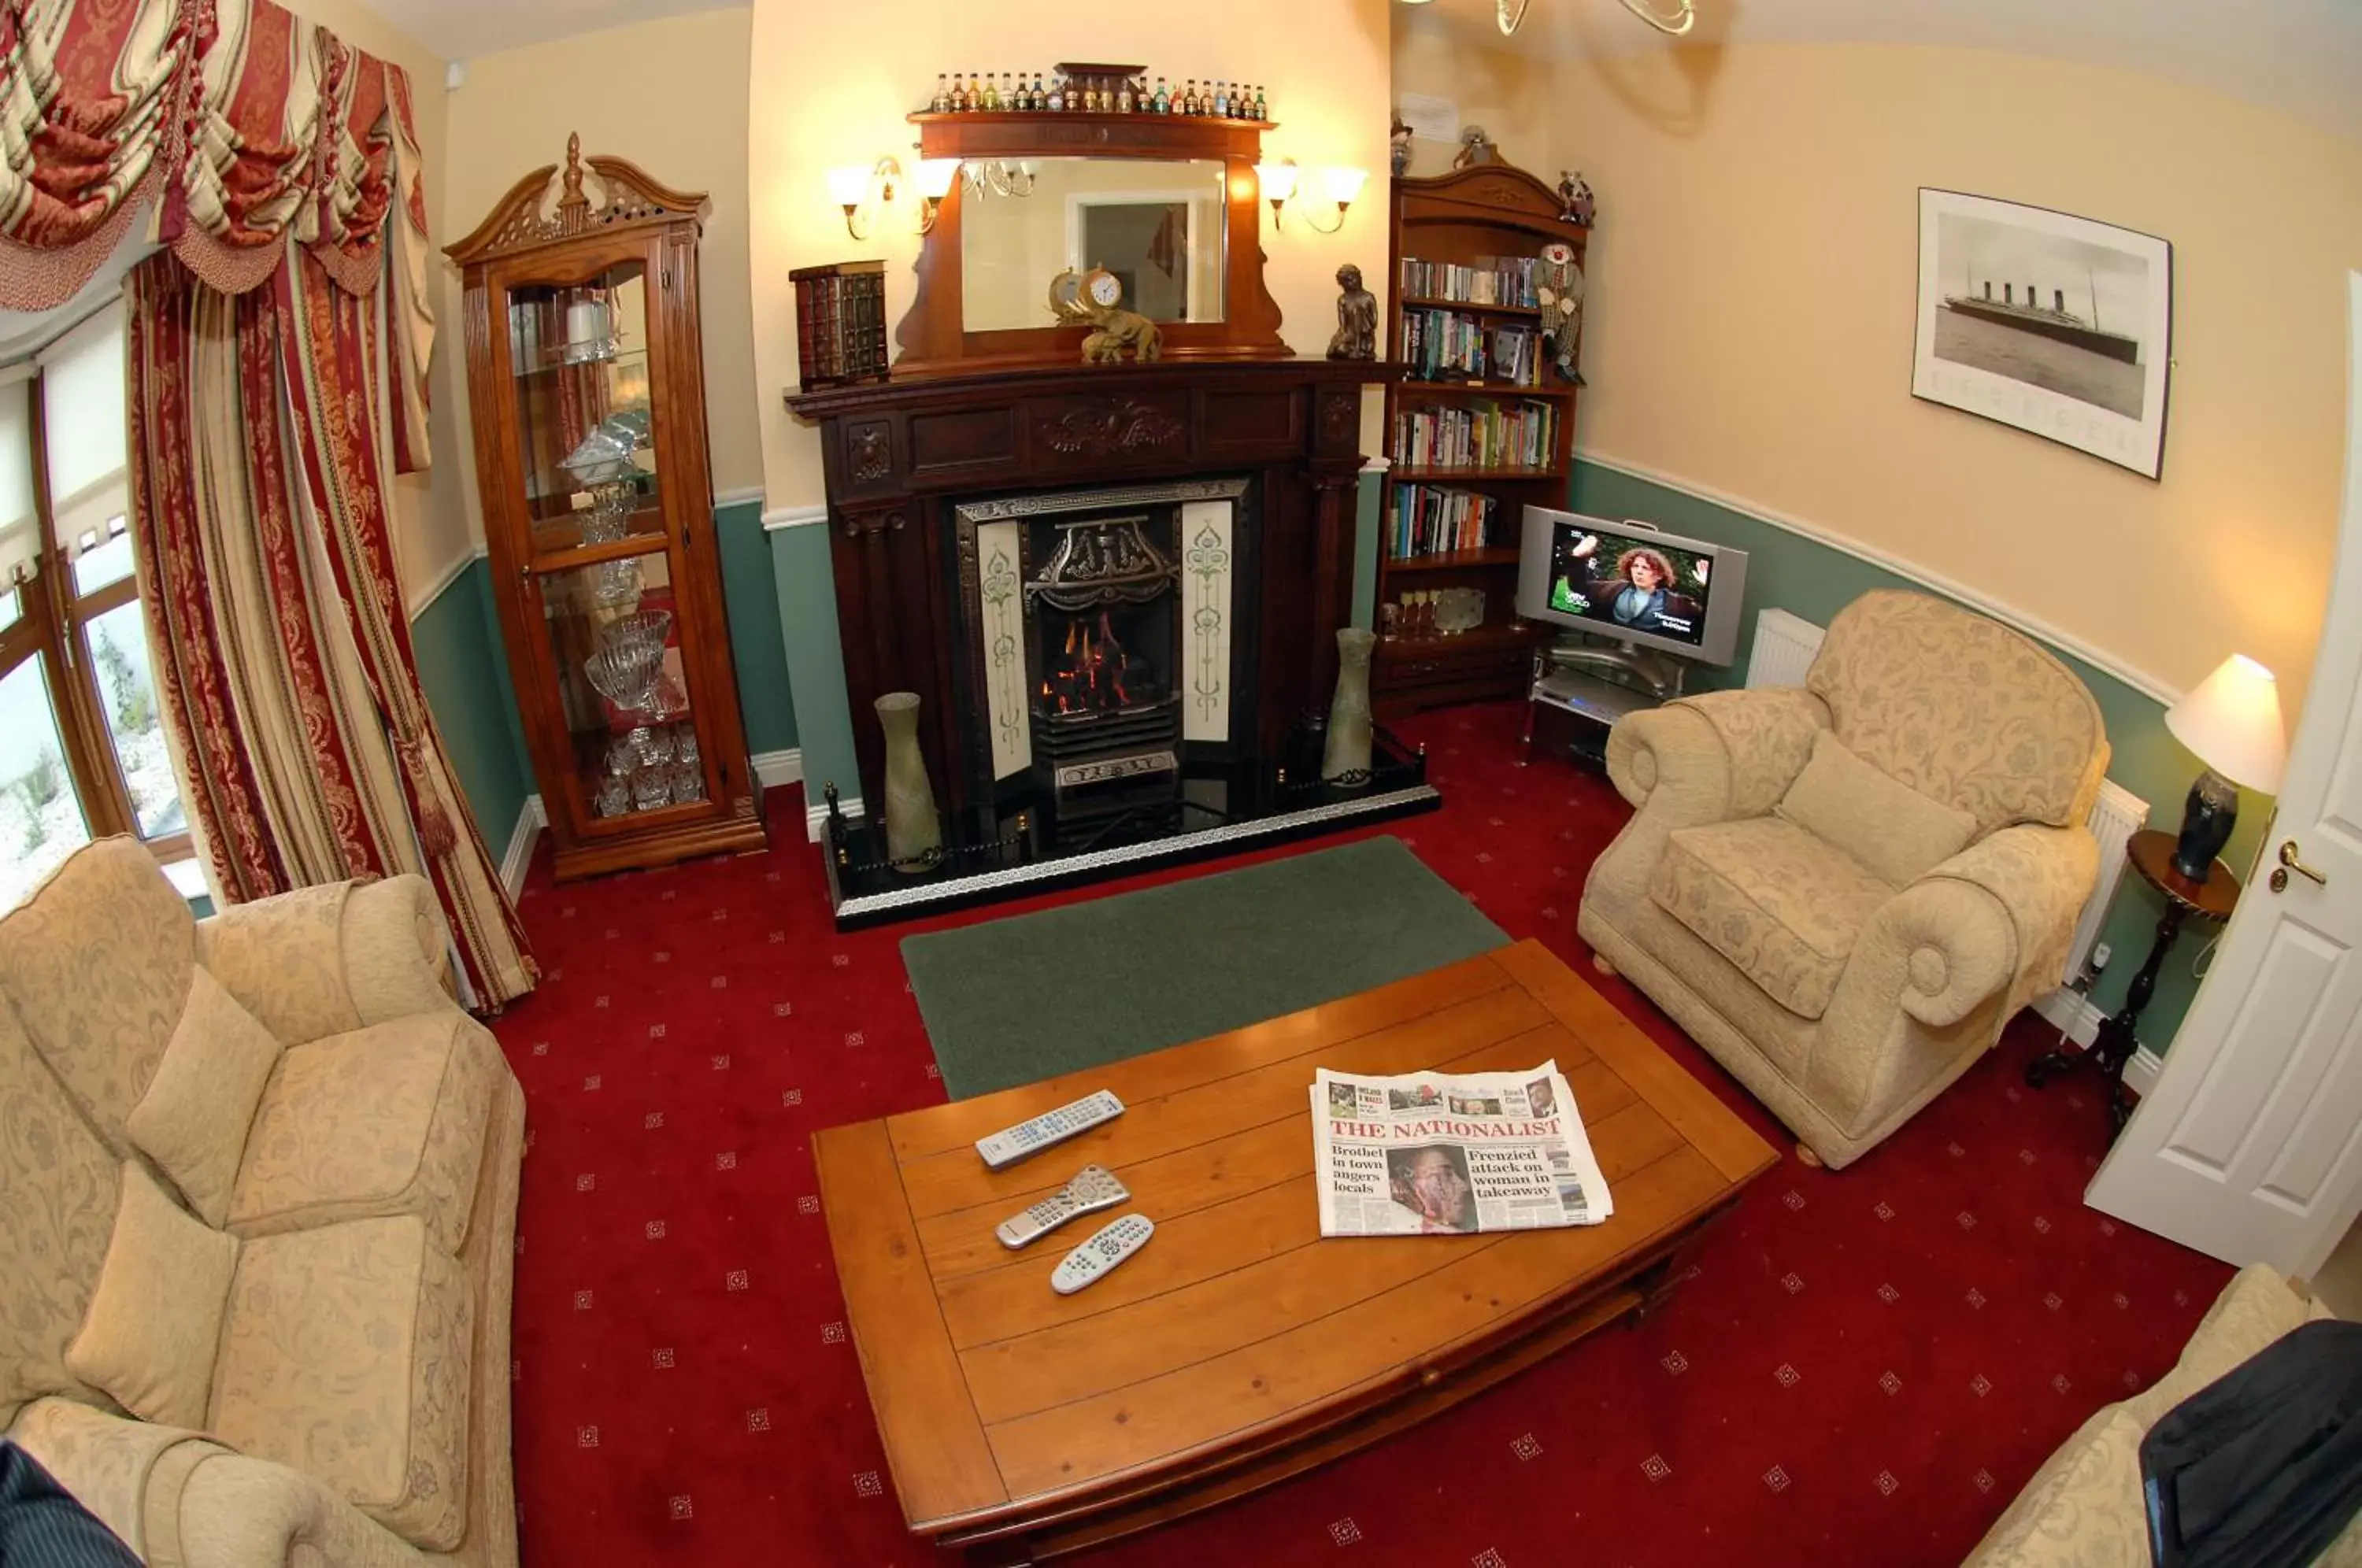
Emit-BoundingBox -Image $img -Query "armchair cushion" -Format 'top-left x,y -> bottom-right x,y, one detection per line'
127,967 -> 284,1226
227,1011 -> 502,1257
1651,818 -> 1896,1020
65,1164 -> 239,1430
0,836 -> 195,1151
1776,730 -> 1977,888
209,1216 -> 473,1552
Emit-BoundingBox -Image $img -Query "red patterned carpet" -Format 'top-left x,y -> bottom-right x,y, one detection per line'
489,701 -> 2229,1567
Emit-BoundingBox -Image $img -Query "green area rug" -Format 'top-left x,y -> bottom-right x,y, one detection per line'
901,837 -> 1509,1099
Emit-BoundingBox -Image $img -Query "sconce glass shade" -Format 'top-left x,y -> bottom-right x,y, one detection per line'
1255,161 -> 1301,203
916,158 -> 961,200
1325,168 -> 1371,209
824,166 -> 869,208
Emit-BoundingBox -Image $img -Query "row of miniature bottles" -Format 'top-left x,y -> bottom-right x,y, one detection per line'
928,72 -> 1268,121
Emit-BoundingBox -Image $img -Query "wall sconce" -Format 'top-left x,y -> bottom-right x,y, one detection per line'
828,155 -> 963,238
1255,158 -> 1367,235
827,157 -> 901,240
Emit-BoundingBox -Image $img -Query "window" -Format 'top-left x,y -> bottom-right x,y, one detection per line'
0,304 -> 193,912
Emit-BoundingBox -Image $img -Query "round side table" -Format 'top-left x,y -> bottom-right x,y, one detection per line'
2024,827 -> 2239,1138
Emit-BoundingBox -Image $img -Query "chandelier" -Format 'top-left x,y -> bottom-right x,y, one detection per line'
1408,0 -> 1696,39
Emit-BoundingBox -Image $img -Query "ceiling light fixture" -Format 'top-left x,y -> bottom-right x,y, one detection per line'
1403,0 -> 1694,39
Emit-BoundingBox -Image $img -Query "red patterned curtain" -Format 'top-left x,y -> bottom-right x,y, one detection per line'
0,0 -> 434,462
127,245 -> 537,1009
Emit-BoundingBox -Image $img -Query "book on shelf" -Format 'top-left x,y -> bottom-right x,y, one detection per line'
1389,484 -> 1501,560
1390,399 -> 1560,472
1399,309 -> 1542,387
1398,254 -> 1542,309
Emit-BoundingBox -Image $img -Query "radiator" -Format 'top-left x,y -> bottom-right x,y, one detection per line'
1738,606 -> 2146,988
1745,608 -> 1826,689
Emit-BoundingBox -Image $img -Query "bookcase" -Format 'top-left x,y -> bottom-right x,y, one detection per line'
1377,165 -> 1589,716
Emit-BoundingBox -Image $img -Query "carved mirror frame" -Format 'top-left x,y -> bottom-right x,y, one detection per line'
894,111 -> 1289,375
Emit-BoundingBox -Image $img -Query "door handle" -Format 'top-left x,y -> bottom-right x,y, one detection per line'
2270,839 -> 2328,894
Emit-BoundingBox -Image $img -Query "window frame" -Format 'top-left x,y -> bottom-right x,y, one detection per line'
7,364 -> 194,869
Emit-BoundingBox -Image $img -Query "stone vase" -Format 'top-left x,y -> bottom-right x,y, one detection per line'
1321,628 -> 1376,785
875,692 -> 942,873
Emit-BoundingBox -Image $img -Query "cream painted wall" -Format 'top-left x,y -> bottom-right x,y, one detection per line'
1390,17 -> 1567,183
1410,38 -> 2362,719
437,6 -> 763,567
747,1 -> 1394,515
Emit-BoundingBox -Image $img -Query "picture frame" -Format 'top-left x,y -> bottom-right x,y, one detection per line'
1911,189 -> 2171,479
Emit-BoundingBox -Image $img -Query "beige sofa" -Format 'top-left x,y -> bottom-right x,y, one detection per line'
0,838 -> 523,1567
1964,1266 -> 2362,1566
1579,590 -> 2109,1168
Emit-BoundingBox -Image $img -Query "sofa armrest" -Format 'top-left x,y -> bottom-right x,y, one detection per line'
6,1397 -> 214,1559
1844,824 -> 2097,1031
195,876 -> 455,1045
173,1452 -> 430,1568
1606,686 -> 1829,828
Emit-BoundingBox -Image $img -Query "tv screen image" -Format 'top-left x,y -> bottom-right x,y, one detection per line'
1543,527 -> 1717,649
1515,508 -> 1751,668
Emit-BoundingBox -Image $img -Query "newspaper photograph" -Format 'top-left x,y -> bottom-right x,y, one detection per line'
1311,1060 -> 1613,1237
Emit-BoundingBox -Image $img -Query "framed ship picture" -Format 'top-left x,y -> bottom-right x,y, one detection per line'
1912,189 -> 2171,479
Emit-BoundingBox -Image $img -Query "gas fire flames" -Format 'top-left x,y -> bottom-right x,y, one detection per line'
1039,610 -> 1142,717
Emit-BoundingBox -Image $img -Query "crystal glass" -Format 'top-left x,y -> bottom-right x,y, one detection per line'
631,770 -> 671,812
669,761 -> 706,805
506,265 -> 665,553
672,723 -> 699,768
534,551 -> 696,822
596,775 -> 631,818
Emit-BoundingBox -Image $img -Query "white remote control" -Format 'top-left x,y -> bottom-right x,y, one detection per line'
1049,1214 -> 1155,1295
974,1089 -> 1125,1170
996,1165 -> 1130,1249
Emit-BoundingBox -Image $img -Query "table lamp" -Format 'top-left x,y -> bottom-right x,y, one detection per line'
2162,653 -> 2286,882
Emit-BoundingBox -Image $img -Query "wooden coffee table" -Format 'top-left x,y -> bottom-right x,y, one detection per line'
813,939 -> 1775,1564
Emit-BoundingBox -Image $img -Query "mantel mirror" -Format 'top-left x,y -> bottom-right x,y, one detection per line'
895,110 -> 1287,372
962,157 -> 1228,333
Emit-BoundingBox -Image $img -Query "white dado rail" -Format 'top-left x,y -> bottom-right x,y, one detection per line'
1742,608 -> 2149,997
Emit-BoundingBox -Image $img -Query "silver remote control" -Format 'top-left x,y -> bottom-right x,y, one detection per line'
996,1165 -> 1131,1249
974,1089 -> 1125,1170
1049,1213 -> 1155,1296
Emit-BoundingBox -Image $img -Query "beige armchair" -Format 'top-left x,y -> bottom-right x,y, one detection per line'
1578,590 -> 2109,1169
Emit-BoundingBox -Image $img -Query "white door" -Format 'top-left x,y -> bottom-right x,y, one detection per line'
2086,272 -> 2362,1276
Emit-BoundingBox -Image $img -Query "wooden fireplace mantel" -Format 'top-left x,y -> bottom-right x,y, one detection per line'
784,358 -> 1392,817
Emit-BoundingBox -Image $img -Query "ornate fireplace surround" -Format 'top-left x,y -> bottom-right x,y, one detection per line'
786,358 -> 1427,921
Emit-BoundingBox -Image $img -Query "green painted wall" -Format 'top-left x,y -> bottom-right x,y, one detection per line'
770,519 -> 858,815
1567,459 -> 2260,1058
410,558 -> 534,857
715,498 -> 799,757
407,500 -> 801,855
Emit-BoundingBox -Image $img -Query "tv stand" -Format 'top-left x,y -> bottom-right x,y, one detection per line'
1520,635 -> 1690,771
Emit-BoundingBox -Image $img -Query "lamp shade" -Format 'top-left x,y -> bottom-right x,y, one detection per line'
916,158 -> 961,200
2164,653 -> 2287,793
1325,167 -> 1370,208
824,166 -> 869,208
1255,161 -> 1301,202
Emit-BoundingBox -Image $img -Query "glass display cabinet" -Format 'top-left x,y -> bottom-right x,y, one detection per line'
448,135 -> 766,879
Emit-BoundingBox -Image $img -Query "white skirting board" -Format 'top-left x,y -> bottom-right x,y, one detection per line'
807,793 -> 864,843
502,796 -> 546,901
2031,989 -> 2164,1097
497,752 -> 802,897
1741,607 -> 2150,1003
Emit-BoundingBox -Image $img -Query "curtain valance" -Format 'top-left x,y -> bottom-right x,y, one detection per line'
0,0 -> 430,314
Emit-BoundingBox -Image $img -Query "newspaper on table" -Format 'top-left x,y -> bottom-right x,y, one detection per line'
1311,1060 -> 1613,1237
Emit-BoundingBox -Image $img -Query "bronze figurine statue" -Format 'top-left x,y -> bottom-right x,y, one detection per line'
1327,264 -> 1379,361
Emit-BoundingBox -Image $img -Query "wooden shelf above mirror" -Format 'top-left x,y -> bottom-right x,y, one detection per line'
894,110 -> 1288,376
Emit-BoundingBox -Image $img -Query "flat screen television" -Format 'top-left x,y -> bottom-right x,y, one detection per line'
1515,507 -> 1751,668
